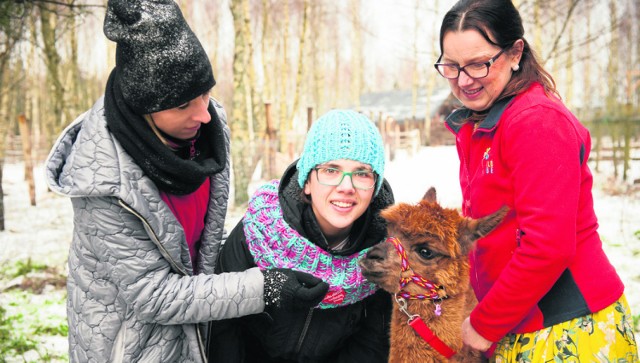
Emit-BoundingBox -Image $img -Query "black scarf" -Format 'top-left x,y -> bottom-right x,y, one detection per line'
104,69 -> 227,195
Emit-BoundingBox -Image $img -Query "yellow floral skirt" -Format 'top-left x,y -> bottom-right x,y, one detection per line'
492,295 -> 639,363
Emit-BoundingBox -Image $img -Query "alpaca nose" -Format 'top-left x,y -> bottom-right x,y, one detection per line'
365,246 -> 386,261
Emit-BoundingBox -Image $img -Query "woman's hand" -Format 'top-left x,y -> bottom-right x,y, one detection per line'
262,268 -> 329,310
462,317 -> 493,352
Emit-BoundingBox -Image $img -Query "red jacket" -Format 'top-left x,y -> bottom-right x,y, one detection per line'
445,83 -> 624,343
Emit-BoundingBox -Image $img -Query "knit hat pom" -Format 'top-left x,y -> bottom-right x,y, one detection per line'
104,0 -> 215,114
297,110 -> 385,194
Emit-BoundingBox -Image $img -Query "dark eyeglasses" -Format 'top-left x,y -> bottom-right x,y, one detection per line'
434,48 -> 505,79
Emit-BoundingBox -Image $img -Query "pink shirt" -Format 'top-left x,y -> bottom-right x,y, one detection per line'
160,178 -> 211,273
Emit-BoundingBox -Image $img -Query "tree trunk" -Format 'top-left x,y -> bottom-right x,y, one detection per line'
606,0 -> 619,116
18,115 -> 36,206
287,0 -> 309,140
265,102 -> 277,180
424,0 -> 439,147
0,59 -> 6,232
261,0 -> 273,103
204,2 -> 219,91
278,0 -> 290,153
533,0 -> 542,60
0,160 -> 4,231
0,17 -> 18,226
67,0 -> 81,122
39,3 -> 68,144
229,0 -> 254,206
636,0 -> 640,110
260,0 -> 278,180
332,2 -> 341,107
583,0 -> 591,120
242,0 -> 263,143
0,0 -> 23,171
564,23 -> 573,108
621,1 -> 634,182
310,1 -> 325,116
410,1 -> 419,120
350,0 -> 362,109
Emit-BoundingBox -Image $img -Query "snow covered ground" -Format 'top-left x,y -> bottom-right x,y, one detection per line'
0,145 -> 638,361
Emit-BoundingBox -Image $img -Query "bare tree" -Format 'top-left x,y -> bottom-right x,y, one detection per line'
564,22 -> 574,107
287,0 -> 309,128
332,3 -> 342,107
277,0 -> 290,152
246,0 -> 263,142
39,2 -> 68,144
229,0 -> 260,205
544,0 -> 581,66
582,0 -> 591,118
350,0 -> 363,109
424,0 -> 441,146
260,0 -> 273,104
410,1 -> 420,121
0,1 -> 30,231
66,0 -> 80,116
0,2 -> 28,150
308,0 -> 323,116
606,0 -> 619,115
636,0 -> 640,108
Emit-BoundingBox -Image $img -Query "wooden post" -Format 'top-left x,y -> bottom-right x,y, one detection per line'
265,102 -> 276,180
387,117 -> 396,161
593,120 -> 601,172
394,121 -> 401,160
378,111 -> 385,146
623,116 -> 631,182
18,114 -> 36,206
288,142 -> 295,162
307,107 -> 313,131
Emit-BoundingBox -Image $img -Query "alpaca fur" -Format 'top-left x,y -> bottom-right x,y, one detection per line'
359,188 -> 507,363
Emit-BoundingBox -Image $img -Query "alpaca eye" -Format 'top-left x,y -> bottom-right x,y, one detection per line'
417,247 -> 436,259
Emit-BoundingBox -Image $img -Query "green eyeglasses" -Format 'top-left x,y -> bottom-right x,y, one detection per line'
314,167 -> 376,190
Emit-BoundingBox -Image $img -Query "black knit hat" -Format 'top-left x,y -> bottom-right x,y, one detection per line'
104,0 -> 215,114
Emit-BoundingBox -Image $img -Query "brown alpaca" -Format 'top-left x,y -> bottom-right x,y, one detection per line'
359,187 -> 507,363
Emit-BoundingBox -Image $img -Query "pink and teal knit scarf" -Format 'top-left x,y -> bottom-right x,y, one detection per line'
244,181 -> 379,309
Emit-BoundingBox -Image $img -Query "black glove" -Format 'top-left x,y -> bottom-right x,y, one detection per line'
262,268 -> 329,311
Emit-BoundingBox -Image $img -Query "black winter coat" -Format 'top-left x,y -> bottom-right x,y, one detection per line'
207,161 -> 395,363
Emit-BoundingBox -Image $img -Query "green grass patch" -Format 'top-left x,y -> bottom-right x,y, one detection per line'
0,258 -> 49,279
0,264 -> 69,362
0,305 -> 38,356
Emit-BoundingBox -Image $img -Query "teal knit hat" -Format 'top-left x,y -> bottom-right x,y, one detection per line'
297,109 -> 385,194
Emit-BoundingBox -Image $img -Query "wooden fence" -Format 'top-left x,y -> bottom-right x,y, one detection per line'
4,133 -> 50,164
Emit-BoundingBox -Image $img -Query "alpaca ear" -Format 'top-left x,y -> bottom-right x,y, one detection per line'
422,187 -> 437,203
457,206 -> 509,254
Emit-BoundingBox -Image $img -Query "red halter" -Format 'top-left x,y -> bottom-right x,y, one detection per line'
387,236 -> 456,359
386,236 -> 447,304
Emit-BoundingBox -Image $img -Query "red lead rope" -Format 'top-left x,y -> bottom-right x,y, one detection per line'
408,316 -> 456,359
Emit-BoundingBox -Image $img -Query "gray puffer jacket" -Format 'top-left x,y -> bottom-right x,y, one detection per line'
45,96 -> 264,363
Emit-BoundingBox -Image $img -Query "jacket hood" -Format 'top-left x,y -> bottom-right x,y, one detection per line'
277,160 -> 394,254
46,97 -> 133,199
